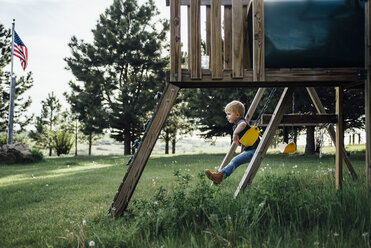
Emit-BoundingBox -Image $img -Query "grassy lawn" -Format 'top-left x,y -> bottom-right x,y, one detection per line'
0,145 -> 370,247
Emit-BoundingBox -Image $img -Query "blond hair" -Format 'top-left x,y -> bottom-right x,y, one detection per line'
225,100 -> 245,117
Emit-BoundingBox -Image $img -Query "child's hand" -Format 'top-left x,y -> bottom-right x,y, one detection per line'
233,134 -> 241,146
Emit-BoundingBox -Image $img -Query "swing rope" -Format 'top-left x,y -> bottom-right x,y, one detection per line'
253,88 -> 277,126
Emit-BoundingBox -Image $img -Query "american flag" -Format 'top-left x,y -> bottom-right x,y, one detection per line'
13,31 -> 28,70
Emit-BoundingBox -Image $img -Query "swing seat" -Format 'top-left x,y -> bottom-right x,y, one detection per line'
279,142 -> 296,154
238,126 -> 259,147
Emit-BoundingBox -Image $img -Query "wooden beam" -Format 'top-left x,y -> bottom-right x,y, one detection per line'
211,0 -> 222,79
234,87 -> 295,198
306,87 -> 358,180
223,5 -> 232,69
206,5 -> 211,57
365,0 -> 371,192
109,84 -> 180,217
217,88 -> 266,171
243,1 -> 252,69
173,68 -> 363,87
265,68 -> 361,82
336,87 -> 344,190
253,0 -> 264,81
259,114 -> 338,126
176,0 -> 251,6
189,0 -> 201,79
170,0 -> 181,82
232,0 -> 244,78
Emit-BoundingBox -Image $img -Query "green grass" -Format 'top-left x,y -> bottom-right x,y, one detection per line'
0,146 -> 370,247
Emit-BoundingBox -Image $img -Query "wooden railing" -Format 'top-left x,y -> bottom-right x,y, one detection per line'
170,0 -> 254,82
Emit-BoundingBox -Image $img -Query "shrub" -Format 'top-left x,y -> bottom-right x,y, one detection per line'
30,149 -> 44,162
52,130 -> 74,156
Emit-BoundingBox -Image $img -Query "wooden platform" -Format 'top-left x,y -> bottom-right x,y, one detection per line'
258,113 -> 338,127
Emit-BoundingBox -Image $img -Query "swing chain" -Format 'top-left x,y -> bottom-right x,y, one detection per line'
254,88 -> 277,126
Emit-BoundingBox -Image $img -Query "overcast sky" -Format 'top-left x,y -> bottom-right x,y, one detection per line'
0,0 -> 170,117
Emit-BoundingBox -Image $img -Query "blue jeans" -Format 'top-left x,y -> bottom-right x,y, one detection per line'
220,149 -> 256,178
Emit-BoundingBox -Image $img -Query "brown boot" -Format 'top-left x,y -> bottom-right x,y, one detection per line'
204,169 -> 223,184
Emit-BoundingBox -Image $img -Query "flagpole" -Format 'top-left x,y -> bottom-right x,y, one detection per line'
7,19 -> 16,145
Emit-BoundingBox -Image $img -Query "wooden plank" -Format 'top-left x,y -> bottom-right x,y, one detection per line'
223,6 -> 232,69
170,0 -> 181,82
206,5 -> 211,57
176,0 -> 251,6
253,0 -> 264,81
187,6 -> 191,70
189,0 -> 201,79
174,68 -> 362,87
232,0 -> 244,78
211,0 -> 222,79
217,88 -> 266,171
365,0 -> 371,192
260,114 -> 338,125
243,2 -> 252,69
306,87 -> 358,180
110,84 -> 180,217
265,68 -> 360,82
234,87 -> 295,198
335,86 -> 344,190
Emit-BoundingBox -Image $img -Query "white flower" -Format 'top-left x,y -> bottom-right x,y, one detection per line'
89,240 -> 95,247
154,201 -> 158,205
313,241 -> 320,246
258,202 -> 265,208
362,232 -> 369,237
82,220 -> 86,225
293,165 -> 298,169
45,184 -> 49,187
334,232 -> 339,237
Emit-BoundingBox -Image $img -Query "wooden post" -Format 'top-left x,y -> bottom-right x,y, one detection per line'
306,87 -> 358,180
336,87 -> 343,190
365,0 -> 371,193
170,0 -> 181,82
253,0 -> 264,81
190,0 -> 201,79
232,0 -> 244,78
224,5 -> 232,69
110,84 -> 180,217
217,88 -> 266,171
234,88 -> 295,198
211,0 -> 222,79
206,5 -> 211,57
243,1 -> 252,69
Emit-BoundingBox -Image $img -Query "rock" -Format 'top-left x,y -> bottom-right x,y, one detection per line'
0,143 -> 33,163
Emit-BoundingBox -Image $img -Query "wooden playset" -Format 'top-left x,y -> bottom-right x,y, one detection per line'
109,0 -> 371,217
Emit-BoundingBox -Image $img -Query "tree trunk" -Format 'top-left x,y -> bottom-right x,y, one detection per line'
165,131 -> 169,154
124,129 -> 131,155
283,126 -> 289,143
305,126 -> 315,155
293,127 -> 298,144
88,133 -> 92,156
75,120 -> 78,156
172,138 -> 176,154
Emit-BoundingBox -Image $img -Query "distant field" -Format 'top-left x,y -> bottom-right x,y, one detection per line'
74,135 -> 366,156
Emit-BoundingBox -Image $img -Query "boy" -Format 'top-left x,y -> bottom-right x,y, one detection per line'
205,100 -> 260,184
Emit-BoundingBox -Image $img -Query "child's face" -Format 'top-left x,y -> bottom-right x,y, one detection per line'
226,111 -> 240,124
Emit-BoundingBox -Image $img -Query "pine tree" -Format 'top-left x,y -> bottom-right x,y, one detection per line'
65,0 -> 169,155
29,92 -> 61,156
